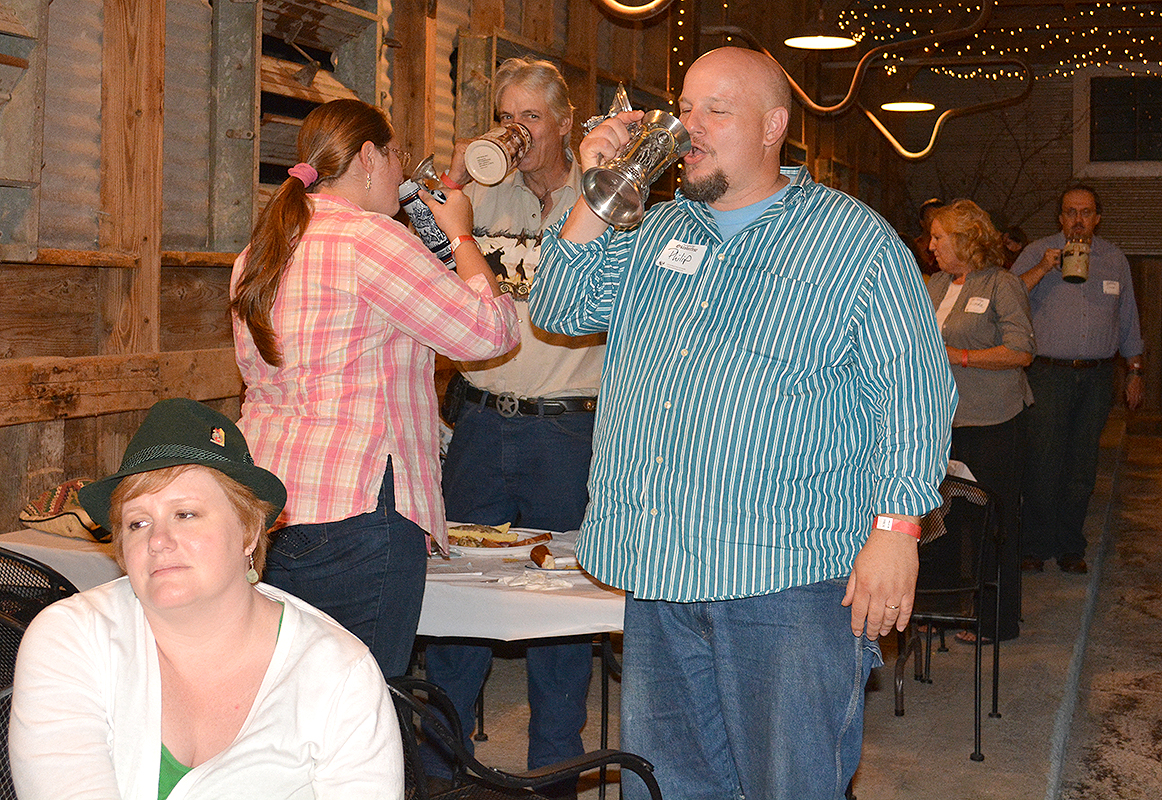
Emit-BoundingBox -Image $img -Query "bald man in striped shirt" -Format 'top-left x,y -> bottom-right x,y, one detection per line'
531,47 -> 956,799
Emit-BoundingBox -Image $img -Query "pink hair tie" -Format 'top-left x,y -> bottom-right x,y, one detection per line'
288,162 -> 318,186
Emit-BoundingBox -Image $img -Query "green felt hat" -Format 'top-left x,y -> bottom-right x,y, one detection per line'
78,398 -> 286,532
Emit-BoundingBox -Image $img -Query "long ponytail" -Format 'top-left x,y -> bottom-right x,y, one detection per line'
230,99 -> 394,366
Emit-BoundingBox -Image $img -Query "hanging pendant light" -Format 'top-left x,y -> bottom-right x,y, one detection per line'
784,7 -> 857,50
880,85 -> 936,112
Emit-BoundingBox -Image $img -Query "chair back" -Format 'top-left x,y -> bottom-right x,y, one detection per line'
0,612 -> 27,800
914,476 -> 998,620
0,547 -> 78,626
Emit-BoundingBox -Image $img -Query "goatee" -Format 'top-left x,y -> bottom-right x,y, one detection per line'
683,168 -> 729,203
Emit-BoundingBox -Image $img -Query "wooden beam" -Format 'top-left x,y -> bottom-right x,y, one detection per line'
0,349 -> 243,427
99,0 -> 164,355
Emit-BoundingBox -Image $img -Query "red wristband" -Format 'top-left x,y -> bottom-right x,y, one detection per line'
874,515 -> 922,540
440,171 -> 465,190
960,349 -> 969,368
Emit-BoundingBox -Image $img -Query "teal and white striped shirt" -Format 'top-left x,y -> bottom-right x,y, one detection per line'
531,167 -> 956,602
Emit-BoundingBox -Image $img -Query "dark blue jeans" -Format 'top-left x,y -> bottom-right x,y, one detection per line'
263,460 -> 427,678
1021,360 -> 1114,560
424,403 -> 595,778
620,583 -> 882,800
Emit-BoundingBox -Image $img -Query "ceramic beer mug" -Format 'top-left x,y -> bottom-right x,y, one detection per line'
581,109 -> 691,228
1061,238 -> 1090,283
464,123 -> 533,185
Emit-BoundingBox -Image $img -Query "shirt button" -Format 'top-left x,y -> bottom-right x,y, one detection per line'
663,401 -> 672,409
650,508 -> 659,516
701,301 -> 709,309
655,456 -> 664,464
680,348 -> 689,356
718,254 -> 725,261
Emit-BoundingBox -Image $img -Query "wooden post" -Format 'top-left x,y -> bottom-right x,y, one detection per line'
98,0 -> 165,471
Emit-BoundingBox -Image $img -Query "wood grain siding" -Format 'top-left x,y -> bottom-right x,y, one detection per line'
0,348 -> 241,427
99,0 -> 164,356
160,266 -> 234,353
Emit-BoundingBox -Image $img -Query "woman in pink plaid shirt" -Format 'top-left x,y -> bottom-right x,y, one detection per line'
230,99 -> 520,678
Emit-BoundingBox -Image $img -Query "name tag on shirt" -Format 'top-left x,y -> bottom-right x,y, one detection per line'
964,296 -> 990,314
1104,280 -> 1120,295
656,240 -> 706,275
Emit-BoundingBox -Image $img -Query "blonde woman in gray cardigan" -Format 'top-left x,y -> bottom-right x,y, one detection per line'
927,199 -> 1035,644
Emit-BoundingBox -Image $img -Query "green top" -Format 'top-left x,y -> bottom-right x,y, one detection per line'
158,744 -> 192,799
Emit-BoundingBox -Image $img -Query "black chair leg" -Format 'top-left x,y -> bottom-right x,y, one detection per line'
473,688 -> 488,742
971,622 -> 984,761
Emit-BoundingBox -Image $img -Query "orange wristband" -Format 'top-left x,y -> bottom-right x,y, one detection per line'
960,349 -> 969,368
440,171 -> 465,190
874,515 -> 922,540
450,234 -> 476,254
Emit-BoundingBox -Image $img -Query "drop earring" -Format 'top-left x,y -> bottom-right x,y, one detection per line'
246,554 -> 259,584
366,172 -> 372,190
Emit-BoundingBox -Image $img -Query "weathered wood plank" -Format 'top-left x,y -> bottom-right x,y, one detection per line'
0,349 -> 242,427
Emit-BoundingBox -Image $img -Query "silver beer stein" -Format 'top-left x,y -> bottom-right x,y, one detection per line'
581,109 -> 691,228
582,83 -> 635,134
411,155 -> 446,203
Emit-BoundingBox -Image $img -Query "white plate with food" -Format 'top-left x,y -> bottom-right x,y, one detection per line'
446,524 -> 553,559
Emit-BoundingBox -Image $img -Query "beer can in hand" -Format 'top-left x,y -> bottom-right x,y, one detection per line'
399,179 -> 455,269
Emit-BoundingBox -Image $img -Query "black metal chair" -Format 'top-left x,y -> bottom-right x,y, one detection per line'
0,547 -> 78,627
387,675 -> 663,800
0,611 -> 28,800
893,475 -> 1002,762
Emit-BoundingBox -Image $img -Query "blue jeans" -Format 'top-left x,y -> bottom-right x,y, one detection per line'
425,403 -> 595,777
620,582 -> 882,800
263,460 -> 427,678
1021,360 -> 1114,560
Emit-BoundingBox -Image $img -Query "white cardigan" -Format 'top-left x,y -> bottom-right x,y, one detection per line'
10,578 -> 404,800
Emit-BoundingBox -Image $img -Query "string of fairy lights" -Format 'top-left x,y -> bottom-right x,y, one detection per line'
836,2 -> 1162,80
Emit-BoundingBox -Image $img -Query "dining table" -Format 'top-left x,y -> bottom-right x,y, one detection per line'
0,527 -> 626,641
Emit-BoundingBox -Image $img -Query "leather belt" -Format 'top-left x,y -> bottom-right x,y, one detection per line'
461,379 -> 597,418
1035,355 -> 1116,369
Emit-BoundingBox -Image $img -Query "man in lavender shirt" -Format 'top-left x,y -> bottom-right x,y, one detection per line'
1013,185 -> 1143,574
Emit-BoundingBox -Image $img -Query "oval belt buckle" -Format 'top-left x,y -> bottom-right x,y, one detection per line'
496,392 -> 520,418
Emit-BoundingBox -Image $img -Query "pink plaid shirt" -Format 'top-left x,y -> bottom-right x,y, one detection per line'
233,195 -> 519,552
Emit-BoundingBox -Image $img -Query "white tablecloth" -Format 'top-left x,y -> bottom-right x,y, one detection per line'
0,528 -> 624,642
0,529 -> 123,590
417,529 -> 624,641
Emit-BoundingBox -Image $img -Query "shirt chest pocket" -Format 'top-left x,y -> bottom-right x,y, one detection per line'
720,269 -> 834,361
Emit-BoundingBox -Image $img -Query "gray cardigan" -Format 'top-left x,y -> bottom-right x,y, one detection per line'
928,267 -> 1035,427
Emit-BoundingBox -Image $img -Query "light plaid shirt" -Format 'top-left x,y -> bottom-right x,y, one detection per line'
233,195 -> 520,551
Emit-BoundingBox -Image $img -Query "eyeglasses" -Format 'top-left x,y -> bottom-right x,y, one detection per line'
388,147 -> 411,171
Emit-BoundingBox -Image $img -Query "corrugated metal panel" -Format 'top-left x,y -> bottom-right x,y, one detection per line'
1086,177 -> 1162,257
432,4 -> 463,167
163,0 -> 212,251
39,0 -> 102,250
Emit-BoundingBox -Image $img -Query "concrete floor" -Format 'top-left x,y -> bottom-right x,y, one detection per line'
418,412 -> 1162,799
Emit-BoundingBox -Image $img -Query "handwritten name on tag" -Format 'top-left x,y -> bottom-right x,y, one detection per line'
965,296 -> 990,314
656,240 -> 707,275
1103,280 -> 1120,295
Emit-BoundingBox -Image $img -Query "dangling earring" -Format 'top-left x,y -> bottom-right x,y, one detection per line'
365,172 -> 372,190
246,553 -> 259,585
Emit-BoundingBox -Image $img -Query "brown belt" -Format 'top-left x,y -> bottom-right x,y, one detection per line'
1035,355 -> 1116,369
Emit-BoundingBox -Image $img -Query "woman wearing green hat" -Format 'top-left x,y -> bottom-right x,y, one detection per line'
10,398 -> 404,799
